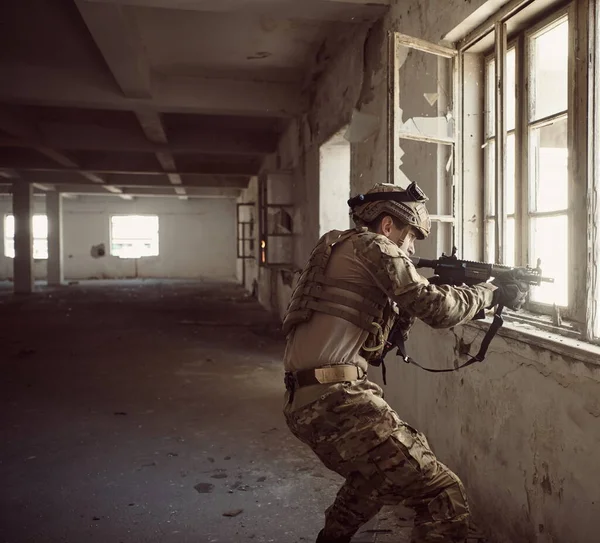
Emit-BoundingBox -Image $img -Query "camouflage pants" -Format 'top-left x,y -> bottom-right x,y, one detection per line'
284,379 -> 469,542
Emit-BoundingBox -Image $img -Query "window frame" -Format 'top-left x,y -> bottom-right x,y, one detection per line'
387,32 -> 460,256
3,213 -> 49,260
457,0 -> 597,342
257,172 -> 294,269
109,214 -> 160,260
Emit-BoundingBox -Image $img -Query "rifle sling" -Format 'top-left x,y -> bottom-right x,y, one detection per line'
389,306 -> 504,375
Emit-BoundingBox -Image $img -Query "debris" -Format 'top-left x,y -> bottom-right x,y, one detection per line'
194,483 -> 214,494
211,473 -> 228,479
92,516 -> 101,521
114,412 -> 127,416
256,476 -> 266,483
167,452 -> 178,457
224,456 -> 231,460
222,509 -> 244,518
207,457 -> 215,463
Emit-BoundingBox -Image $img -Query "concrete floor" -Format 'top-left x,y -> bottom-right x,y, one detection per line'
0,280 -> 413,543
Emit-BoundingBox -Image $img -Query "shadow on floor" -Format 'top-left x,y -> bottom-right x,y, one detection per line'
0,280 -> 351,543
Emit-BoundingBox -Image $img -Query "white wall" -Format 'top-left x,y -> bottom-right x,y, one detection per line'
0,195 -> 237,281
319,129 -> 351,235
249,1 -> 600,542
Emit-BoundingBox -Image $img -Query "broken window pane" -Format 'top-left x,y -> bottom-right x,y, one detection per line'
397,47 -> 454,142
529,117 -> 568,213
266,236 -> 293,266
396,139 -> 453,216
530,17 -> 569,121
530,215 -> 568,306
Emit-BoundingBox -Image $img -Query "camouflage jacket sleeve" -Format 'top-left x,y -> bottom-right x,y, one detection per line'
353,232 -> 495,329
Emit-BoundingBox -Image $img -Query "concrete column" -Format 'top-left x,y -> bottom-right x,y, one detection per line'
47,192 -> 64,286
12,182 -> 34,294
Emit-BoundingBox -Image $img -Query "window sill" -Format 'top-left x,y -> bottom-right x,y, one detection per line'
466,315 -> 600,367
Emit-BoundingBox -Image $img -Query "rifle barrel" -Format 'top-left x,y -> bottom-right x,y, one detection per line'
410,256 -> 437,268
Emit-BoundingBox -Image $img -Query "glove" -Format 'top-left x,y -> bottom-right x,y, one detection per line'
491,269 -> 530,311
428,275 -> 444,285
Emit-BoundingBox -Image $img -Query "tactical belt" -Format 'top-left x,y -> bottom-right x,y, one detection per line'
284,365 -> 366,401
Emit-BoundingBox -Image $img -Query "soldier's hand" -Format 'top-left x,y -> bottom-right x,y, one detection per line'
427,275 -> 444,285
491,270 -> 530,310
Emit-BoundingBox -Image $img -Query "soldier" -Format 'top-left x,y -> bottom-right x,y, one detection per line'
282,182 -> 529,543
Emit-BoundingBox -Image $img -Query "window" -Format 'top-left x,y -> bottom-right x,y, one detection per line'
110,215 -> 159,259
258,173 -> 294,267
388,32 -> 458,258
458,0 -> 599,342
3,214 -> 48,259
483,10 -> 571,309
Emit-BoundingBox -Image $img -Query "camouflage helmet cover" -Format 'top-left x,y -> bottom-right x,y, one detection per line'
348,182 -> 431,239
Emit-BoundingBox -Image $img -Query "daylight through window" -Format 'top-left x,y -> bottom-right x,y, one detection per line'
110,215 -> 159,259
3,214 -> 48,259
479,8 -> 571,310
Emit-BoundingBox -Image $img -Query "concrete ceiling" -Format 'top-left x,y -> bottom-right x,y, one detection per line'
0,0 -> 389,199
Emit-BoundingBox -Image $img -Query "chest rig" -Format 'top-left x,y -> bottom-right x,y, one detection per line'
282,229 -> 396,362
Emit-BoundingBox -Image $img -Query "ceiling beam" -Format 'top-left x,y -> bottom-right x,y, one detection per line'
135,111 -> 187,198
0,123 -> 276,155
78,0 -> 390,23
36,185 -> 241,199
19,170 -> 249,188
0,63 -> 300,117
76,0 -> 188,198
8,165 -> 259,176
0,106 -> 131,199
75,0 -> 151,99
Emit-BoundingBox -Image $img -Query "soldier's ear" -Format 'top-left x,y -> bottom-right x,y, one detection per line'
380,215 -> 395,237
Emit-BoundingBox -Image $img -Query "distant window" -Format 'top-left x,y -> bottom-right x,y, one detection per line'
110,215 -> 159,259
3,214 -> 48,259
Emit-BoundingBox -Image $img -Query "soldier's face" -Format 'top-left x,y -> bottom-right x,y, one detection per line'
379,217 -> 417,256
396,227 -> 417,256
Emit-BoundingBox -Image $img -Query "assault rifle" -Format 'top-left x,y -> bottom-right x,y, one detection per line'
410,247 -> 554,290
383,247 -> 554,375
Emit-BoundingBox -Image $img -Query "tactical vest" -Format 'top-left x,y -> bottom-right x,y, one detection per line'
282,229 -> 396,361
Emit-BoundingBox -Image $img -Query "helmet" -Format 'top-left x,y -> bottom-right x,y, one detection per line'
348,182 -> 431,239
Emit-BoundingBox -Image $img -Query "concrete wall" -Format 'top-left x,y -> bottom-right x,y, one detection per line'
319,129 -> 351,235
248,1 -> 600,542
0,195 -> 237,281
